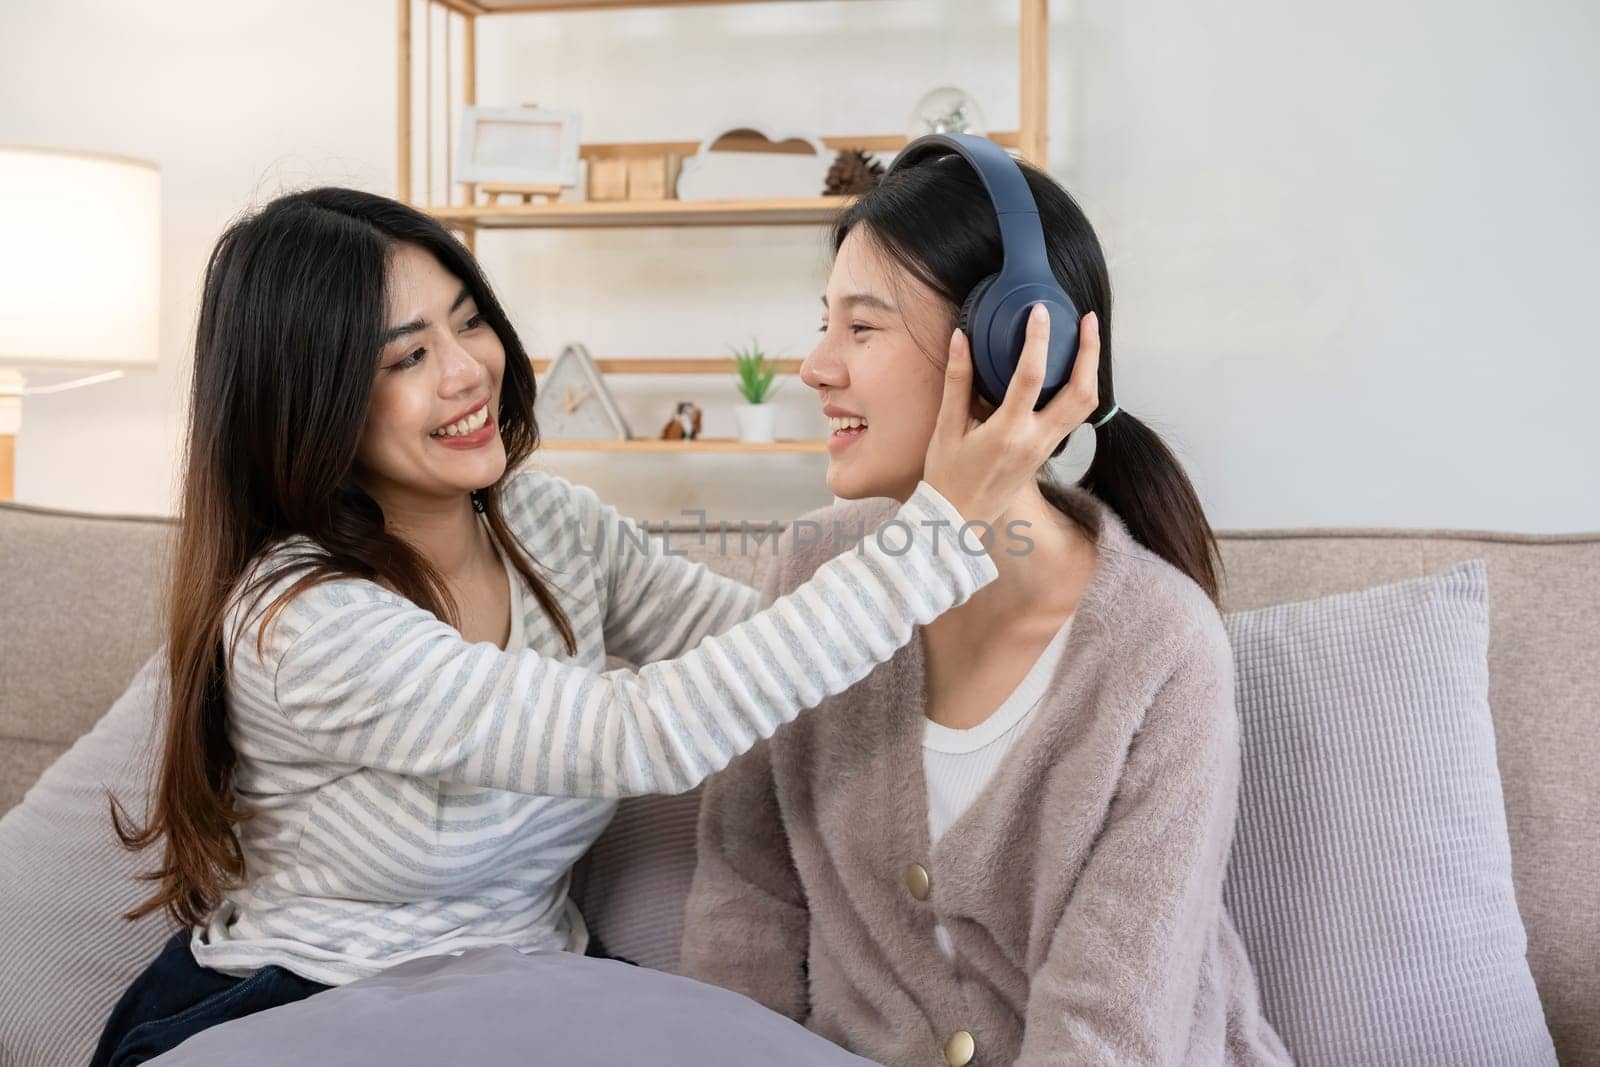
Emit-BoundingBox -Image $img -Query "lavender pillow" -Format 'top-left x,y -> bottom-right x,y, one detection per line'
1221,560 -> 1555,1064
148,946 -> 872,1066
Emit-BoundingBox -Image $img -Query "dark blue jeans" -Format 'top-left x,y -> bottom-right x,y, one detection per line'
92,928 -> 633,1065
89,930 -> 330,1067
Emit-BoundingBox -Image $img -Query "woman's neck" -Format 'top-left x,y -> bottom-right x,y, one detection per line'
928,480 -> 1094,638
916,480 -> 1095,730
369,487 -> 495,581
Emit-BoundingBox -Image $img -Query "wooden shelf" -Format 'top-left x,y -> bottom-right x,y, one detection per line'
531,357 -> 804,374
571,133 -> 1018,162
448,0 -> 852,14
433,195 -> 855,230
540,437 -> 826,453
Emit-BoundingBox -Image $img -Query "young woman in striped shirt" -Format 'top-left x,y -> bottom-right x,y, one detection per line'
90,187 -> 1100,1066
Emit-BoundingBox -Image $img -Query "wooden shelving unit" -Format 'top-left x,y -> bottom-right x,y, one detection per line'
397,0 -> 1049,229
398,0 -> 1049,454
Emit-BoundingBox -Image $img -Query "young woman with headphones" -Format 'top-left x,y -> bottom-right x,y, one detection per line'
680,136 -> 1292,1065
89,184 -> 1097,1066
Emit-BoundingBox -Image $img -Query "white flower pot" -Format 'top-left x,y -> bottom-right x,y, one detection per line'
735,403 -> 777,444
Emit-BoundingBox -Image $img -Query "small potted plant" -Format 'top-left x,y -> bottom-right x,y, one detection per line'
731,338 -> 784,443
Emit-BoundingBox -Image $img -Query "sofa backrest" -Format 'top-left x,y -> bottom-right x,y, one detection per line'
1210,526 -> 1598,1062
1,502 -> 171,812
2,499 -> 1595,1059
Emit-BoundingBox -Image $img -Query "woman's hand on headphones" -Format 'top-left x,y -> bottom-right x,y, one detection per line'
923,303 -> 1100,530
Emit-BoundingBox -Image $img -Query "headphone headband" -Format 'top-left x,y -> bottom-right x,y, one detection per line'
885,134 -> 1053,282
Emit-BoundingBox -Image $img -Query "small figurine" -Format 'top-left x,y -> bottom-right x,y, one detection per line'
660,401 -> 703,440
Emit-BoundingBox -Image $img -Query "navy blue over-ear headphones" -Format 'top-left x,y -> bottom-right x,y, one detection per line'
885,133 -> 1080,411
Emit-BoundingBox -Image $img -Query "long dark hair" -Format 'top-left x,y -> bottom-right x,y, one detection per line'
832,155 -> 1223,603
112,187 -> 577,927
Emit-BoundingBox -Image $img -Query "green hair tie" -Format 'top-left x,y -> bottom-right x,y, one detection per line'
1092,403 -> 1121,429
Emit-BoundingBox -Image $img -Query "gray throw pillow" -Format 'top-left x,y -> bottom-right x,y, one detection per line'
0,653 -> 179,1066
1221,559 -> 1555,1065
147,945 -> 873,1066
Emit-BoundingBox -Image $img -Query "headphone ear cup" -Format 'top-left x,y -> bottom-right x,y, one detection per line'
958,275 -> 996,338
958,275 -> 1002,406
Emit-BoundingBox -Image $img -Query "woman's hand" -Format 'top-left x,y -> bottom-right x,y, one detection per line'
923,304 -> 1101,528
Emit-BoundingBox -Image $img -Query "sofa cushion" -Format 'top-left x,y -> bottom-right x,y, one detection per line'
0,654 -> 178,1066
1221,559 -> 1554,1064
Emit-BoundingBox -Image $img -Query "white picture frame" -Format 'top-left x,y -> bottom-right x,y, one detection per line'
455,106 -> 581,187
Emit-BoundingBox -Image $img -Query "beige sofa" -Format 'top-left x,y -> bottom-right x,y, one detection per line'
2,497 -> 1596,1063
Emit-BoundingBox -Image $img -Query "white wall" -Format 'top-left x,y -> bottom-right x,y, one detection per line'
2,0 -> 394,516
3,0 -> 1596,530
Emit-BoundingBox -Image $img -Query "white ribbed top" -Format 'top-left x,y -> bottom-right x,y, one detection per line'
190,468 -> 997,985
924,612 -> 1074,956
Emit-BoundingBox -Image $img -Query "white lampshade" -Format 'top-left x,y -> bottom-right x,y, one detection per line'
0,146 -> 160,369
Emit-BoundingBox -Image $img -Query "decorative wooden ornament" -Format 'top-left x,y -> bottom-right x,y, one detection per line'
660,401 -> 703,440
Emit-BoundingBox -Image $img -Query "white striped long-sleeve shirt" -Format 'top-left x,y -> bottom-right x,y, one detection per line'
191,469 -> 996,985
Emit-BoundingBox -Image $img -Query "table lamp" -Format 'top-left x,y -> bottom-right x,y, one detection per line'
0,146 -> 160,501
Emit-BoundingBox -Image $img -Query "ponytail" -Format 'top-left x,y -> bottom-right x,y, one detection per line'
1060,406 -> 1223,605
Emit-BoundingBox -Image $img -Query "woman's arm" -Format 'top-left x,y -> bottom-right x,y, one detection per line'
680,738 -> 809,1020
1015,623 -> 1242,1066
679,535 -> 813,1017
555,475 -> 761,666
243,480 -> 994,799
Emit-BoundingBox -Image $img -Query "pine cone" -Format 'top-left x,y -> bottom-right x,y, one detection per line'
824,149 -> 886,196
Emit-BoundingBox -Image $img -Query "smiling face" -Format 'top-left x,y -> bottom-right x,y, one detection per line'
356,242 -> 507,509
802,225 -> 968,501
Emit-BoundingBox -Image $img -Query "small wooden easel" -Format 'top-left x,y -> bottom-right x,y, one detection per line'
478,181 -> 564,205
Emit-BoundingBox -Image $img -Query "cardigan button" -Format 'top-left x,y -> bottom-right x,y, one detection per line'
944,1030 -> 976,1066
904,862 -> 931,901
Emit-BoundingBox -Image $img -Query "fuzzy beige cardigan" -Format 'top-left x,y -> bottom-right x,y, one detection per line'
680,485 -> 1291,1066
